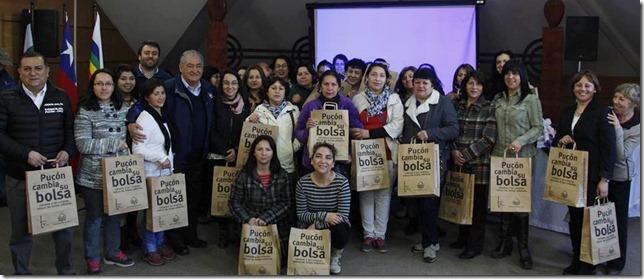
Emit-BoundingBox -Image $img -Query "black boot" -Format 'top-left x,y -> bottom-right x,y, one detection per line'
491,213 -> 513,259
218,219 -> 230,249
449,226 -> 468,249
515,216 -> 533,270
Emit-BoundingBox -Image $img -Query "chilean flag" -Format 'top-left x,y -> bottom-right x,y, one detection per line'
57,12 -> 78,113
57,12 -> 80,174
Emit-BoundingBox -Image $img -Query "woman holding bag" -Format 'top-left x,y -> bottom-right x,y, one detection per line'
207,70 -> 251,247
554,71 -> 616,275
450,71 -> 496,259
75,69 -> 134,274
295,142 -> 351,275
247,77 -> 302,184
401,66 -> 459,263
605,83 -> 640,275
351,62 -> 404,253
490,59 -> 543,270
228,135 -> 293,263
132,78 -> 176,266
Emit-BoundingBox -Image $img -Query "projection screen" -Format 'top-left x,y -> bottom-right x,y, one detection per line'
309,1 -> 479,93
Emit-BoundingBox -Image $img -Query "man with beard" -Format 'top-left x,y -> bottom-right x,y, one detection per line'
127,41 -> 173,141
134,40 -> 172,94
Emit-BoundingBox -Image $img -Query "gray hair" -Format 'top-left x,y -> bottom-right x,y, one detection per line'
614,83 -> 641,107
179,49 -> 204,65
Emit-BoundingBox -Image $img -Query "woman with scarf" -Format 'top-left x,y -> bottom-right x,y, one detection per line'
247,77 -> 302,188
132,78 -> 176,266
351,63 -> 404,253
208,70 -> 251,248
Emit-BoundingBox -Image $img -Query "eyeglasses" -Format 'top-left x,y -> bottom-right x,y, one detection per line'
223,81 -> 239,86
94,82 -> 115,87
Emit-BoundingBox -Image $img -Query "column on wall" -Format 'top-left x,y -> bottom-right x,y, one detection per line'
207,0 -> 227,70
540,0 -> 565,127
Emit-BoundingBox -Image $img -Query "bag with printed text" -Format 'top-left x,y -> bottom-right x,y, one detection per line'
26,161 -> 79,235
238,224 -> 281,275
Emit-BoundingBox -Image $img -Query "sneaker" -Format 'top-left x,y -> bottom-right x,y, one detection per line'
142,252 -> 165,266
374,238 -> 388,253
104,251 -> 135,267
411,243 -> 423,254
86,259 -> 101,275
158,245 -> 176,261
423,244 -> 440,263
360,237 -> 375,253
330,248 -> 343,275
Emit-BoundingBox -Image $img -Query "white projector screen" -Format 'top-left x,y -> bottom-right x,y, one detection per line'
313,4 -> 478,93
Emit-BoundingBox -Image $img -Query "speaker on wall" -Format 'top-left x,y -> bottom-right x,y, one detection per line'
22,9 -> 60,58
564,16 -> 599,62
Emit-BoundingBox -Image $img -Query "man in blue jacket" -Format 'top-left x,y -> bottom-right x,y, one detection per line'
130,50 -> 214,256
0,52 -> 76,275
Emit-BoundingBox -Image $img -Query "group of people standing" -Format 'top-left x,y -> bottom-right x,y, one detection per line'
0,44 -> 639,276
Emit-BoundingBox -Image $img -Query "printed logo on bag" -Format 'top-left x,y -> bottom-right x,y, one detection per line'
494,161 -> 527,187
513,198 -> 521,205
58,213 -> 66,222
215,169 -> 238,194
315,113 -> 345,137
130,196 -> 138,205
243,229 -> 275,255
357,141 -> 384,166
258,266 -> 267,275
109,159 -> 143,187
155,178 -> 184,206
39,216 -> 48,229
243,126 -> 276,149
417,181 -> 424,189
561,190 -> 568,199
34,171 -> 73,203
550,151 -> 579,180
173,215 -> 180,223
401,146 -> 432,171
291,232 -> 326,259
594,209 -> 616,237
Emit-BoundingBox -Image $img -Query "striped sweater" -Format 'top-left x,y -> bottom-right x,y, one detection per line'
295,172 -> 351,229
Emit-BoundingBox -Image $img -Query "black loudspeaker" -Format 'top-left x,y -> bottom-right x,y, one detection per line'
564,16 -> 599,62
22,9 -> 60,58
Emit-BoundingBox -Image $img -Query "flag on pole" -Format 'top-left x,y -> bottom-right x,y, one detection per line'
57,12 -> 78,113
89,12 -> 103,76
23,13 -> 34,53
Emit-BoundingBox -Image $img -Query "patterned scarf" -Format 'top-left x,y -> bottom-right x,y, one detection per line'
365,85 -> 390,117
263,99 -> 287,119
222,92 -> 245,115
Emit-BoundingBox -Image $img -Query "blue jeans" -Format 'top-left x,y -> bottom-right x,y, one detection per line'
81,187 -> 121,261
6,175 -> 74,275
142,213 -> 165,252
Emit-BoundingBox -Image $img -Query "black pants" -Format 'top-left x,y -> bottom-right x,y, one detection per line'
607,180 -> 631,270
330,222 -> 351,250
166,161 -> 204,246
460,183 -> 488,253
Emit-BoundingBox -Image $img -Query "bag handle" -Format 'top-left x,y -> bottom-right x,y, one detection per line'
502,149 -> 519,158
410,136 -> 427,144
557,141 -> 577,150
114,147 -> 131,157
40,159 -> 60,170
323,101 -> 338,110
594,196 -> 610,206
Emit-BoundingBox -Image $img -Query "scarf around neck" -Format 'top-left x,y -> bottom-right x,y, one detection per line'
144,103 -> 171,154
222,93 -> 245,114
263,99 -> 287,119
365,85 -> 390,117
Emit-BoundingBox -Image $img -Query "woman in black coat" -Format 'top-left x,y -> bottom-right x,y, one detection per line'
553,70 -> 616,275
